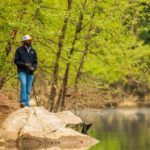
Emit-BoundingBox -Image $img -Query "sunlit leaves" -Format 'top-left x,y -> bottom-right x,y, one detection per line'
0,0 -> 150,88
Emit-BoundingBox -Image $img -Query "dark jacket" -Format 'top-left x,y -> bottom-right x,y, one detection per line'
14,46 -> 37,74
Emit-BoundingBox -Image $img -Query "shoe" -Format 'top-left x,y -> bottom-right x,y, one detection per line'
20,103 -> 26,108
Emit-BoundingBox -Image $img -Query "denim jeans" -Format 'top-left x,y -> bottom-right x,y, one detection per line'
18,72 -> 34,107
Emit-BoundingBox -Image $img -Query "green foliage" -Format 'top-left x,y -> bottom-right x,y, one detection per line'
0,0 -> 150,89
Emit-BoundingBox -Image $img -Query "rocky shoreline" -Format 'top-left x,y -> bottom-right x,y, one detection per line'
0,107 -> 98,150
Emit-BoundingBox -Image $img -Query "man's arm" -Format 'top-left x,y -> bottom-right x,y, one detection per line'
14,48 -> 25,67
32,51 -> 37,71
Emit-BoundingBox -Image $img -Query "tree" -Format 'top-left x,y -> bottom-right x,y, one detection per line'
49,0 -> 73,112
54,0 -> 89,112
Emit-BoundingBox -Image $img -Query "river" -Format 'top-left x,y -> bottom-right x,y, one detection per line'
75,108 -> 150,150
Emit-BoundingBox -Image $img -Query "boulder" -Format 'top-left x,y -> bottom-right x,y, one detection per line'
2,107 -> 31,140
55,111 -> 83,132
56,111 -> 82,124
2,107 -> 65,139
1,107 -> 99,149
20,107 -> 65,136
18,128 -> 98,150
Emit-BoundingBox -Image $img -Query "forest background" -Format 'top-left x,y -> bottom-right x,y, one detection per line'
0,0 -> 150,111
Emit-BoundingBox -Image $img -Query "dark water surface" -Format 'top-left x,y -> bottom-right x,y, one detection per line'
75,108 -> 150,150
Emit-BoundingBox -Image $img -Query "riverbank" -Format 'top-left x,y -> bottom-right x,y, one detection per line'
64,86 -> 150,109
1,87 -> 150,127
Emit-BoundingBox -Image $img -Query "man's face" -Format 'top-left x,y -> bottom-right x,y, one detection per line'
24,40 -> 32,46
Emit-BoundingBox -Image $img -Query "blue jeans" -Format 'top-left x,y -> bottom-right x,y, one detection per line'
18,72 -> 34,107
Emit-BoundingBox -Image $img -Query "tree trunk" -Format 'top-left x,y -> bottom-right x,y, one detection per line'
49,0 -> 72,112
0,78 -> 6,89
5,29 -> 18,56
0,74 -> 16,90
55,0 -> 88,112
74,0 -> 98,89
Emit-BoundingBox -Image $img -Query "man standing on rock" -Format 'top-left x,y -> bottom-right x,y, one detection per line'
14,35 -> 37,107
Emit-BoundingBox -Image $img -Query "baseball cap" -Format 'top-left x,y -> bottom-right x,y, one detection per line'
22,35 -> 32,41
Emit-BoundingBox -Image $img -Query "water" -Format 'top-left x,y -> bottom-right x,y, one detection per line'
1,108 -> 150,150
75,108 -> 150,150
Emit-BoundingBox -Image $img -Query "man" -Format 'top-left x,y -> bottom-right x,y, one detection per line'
14,35 -> 37,107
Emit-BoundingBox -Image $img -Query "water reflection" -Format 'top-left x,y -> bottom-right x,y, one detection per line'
75,108 -> 150,150
0,136 -> 94,150
0,140 -> 93,150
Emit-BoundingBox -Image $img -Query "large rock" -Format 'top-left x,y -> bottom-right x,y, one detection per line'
55,111 -> 83,132
1,107 -> 99,149
20,107 -> 65,136
56,111 -> 82,124
2,107 -> 65,140
2,108 -> 31,140
18,128 -> 98,150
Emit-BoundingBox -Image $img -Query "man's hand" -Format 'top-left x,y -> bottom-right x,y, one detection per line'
24,63 -> 32,69
29,66 -> 35,71
24,63 -> 35,71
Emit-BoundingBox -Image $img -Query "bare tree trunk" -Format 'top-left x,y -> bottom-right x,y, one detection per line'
55,0 -> 88,112
54,63 -> 69,112
49,0 -> 72,112
128,0 -> 139,41
5,29 -> 18,56
0,78 -> 6,89
0,74 -> 16,90
32,0 -> 42,3
74,0 -> 98,89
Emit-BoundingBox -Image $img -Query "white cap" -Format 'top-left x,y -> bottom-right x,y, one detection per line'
22,35 -> 32,41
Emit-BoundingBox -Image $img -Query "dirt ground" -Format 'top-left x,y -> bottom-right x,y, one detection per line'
0,91 -> 20,127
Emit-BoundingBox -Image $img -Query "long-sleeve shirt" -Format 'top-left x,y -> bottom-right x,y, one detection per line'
14,46 -> 37,74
